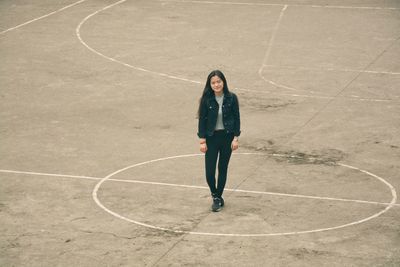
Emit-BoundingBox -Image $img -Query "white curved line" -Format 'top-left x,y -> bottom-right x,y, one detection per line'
258,5 -> 287,77
75,0 -> 201,85
92,153 -> 398,237
253,2 -> 398,98
338,163 -> 398,207
257,5 -> 315,95
256,5 -> 398,98
257,5 -> 315,94
76,0 -> 396,103
0,0 -> 88,35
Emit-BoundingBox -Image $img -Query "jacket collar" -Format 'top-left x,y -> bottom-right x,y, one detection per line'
208,91 -> 233,100
224,92 -> 233,99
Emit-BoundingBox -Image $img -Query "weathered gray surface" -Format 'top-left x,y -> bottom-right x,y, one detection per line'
1,0 -> 400,266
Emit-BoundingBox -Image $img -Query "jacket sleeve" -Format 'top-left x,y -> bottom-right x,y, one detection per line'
197,99 -> 207,138
233,94 -> 241,137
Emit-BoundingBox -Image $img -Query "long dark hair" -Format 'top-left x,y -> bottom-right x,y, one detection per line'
197,70 -> 230,118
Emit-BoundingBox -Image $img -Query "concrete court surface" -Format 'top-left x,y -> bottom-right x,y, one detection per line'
1,0 -> 400,266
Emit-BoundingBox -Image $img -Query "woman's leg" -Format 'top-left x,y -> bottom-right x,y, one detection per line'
216,133 -> 234,197
205,135 -> 219,196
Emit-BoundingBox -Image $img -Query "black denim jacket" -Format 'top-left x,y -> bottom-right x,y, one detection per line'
198,92 -> 241,138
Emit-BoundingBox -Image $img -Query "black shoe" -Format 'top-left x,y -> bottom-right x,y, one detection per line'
211,197 -> 222,212
220,196 -> 224,207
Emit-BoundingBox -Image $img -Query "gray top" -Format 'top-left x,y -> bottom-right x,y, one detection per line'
215,94 -> 225,130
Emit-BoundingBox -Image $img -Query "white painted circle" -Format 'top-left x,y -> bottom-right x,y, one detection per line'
92,153 -> 397,237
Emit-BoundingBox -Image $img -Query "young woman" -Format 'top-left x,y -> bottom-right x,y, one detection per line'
197,70 -> 241,212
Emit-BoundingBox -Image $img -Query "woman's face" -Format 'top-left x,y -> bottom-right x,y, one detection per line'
210,75 -> 224,95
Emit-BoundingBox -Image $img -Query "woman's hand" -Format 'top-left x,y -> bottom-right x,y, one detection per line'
200,143 -> 207,153
231,138 -> 239,151
199,138 -> 207,153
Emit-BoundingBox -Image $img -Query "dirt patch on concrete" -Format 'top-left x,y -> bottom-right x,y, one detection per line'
241,141 -> 346,165
240,95 -> 297,112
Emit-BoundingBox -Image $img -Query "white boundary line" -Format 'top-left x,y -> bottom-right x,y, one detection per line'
75,0 -> 398,102
234,86 -> 394,102
0,0 -> 89,35
256,4 -> 316,94
1,168 -> 398,207
162,0 -> 283,7
75,0 -> 202,85
257,5 -> 317,94
255,4 -> 399,97
1,152 -> 398,236
263,64 -> 400,76
0,169 -> 100,181
309,4 -> 400,10
161,0 -> 400,10
1,0 -> 397,236
258,5 -> 287,77
91,153 -> 398,237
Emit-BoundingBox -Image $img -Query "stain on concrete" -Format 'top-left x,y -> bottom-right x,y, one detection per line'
288,247 -> 331,259
240,95 -> 297,112
241,142 -> 345,166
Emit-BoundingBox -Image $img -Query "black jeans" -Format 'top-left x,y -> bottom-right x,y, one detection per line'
205,130 -> 234,198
